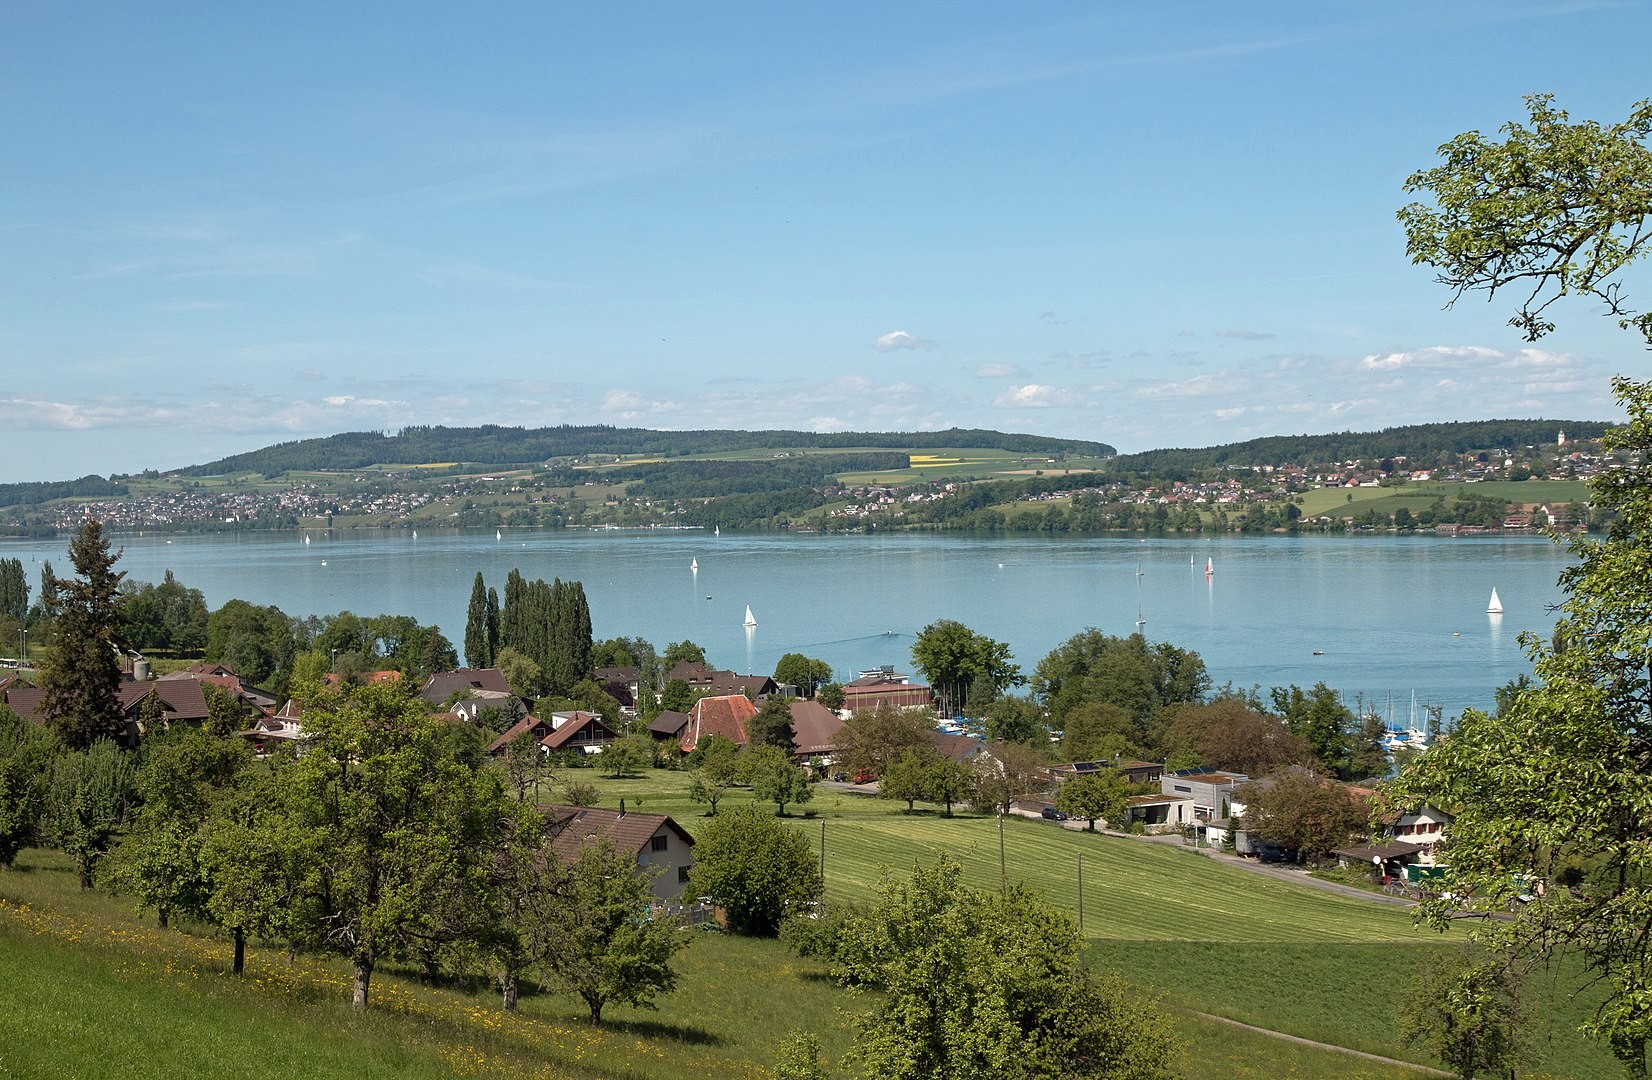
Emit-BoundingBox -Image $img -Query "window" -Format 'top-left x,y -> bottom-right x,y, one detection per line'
678,865 -> 691,883
651,834 -> 669,852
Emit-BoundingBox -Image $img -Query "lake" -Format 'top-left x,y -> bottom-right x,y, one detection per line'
0,529 -> 1577,721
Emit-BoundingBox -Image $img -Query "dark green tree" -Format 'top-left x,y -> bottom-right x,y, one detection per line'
464,572 -> 493,668
1269,683 -> 1354,777
1033,630 -> 1208,734
1398,948 -> 1526,1080
0,557 -> 27,621
747,696 -> 797,752
1056,771 -> 1132,832
205,599 -> 295,687
0,703 -> 54,868
745,744 -> 814,816
39,520 -> 128,749
662,640 -> 707,671
47,739 -> 138,888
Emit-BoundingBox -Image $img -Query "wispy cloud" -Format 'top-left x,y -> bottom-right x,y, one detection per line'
875,330 -> 935,351
975,363 -> 1021,377
1217,329 -> 1275,341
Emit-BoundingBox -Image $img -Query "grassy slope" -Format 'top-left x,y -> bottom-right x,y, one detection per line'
0,845 -> 1460,1079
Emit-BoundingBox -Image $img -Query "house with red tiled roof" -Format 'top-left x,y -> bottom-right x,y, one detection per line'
541,803 -> 696,899
242,698 -> 308,755
679,694 -> 758,753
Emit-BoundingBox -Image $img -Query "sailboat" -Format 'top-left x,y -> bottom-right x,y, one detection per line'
1487,587 -> 1503,614
1205,557 -> 1213,577
743,605 -> 757,628
303,534 -> 310,545
715,526 -> 721,537
496,529 -> 502,541
1135,557 -> 1146,631
691,557 -> 698,571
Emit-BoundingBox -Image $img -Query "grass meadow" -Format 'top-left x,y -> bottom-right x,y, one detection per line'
0,768 -> 1623,1077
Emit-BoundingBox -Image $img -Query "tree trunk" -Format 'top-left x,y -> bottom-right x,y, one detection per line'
585,993 -> 604,1026
501,969 -> 519,1011
352,953 -> 374,1011
232,927 -> 246,976
157,907 -> 169,929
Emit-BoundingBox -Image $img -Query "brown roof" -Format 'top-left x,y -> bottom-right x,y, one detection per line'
926,730 -> 983,764
540,803 -> 694,862
486,713 -> 555,755
120,680 -> 209,723
593,666 -> 639,684
421,668 -> 512,702
788,699 -> 844,756
538,711 -> 617,750
664,661 -> 713,686
707,673 -> 776,698
1332,841 -> 1426,863
679,694 -> 757,753
649,709 -> 691,739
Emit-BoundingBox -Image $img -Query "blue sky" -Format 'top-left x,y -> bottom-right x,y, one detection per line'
3,2 -> 1647,482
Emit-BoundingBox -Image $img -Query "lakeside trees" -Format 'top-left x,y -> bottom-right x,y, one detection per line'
911,619 -> 1023,718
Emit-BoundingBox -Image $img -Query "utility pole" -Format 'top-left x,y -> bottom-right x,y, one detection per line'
998,812 -> 1006,894
819,820 -> 826,883
1077,852 -> 1084,932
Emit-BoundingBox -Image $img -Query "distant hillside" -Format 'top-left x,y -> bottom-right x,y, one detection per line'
179,425 -> 1117,476
0,475 -> 128,510
1110,419 -> 1614,473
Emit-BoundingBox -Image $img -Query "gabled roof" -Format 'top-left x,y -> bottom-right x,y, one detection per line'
593,666 -> 639,684
120,680 -> 208,723
420,668 -> 511,702
926,729 -> 984,764
788,699 -> 844,756
664,661 -> 713,685
539,711 -> 617,750
707,673 -> 776,698
486,713 -> 554,755
540,803 -> 694,863
679,694 -> 757,753
649,709 -> 691,739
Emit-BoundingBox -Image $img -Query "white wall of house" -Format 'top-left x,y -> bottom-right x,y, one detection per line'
637,826 -> 695,900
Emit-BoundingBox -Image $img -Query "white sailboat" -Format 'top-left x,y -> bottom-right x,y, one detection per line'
691,557 -> 698,571
1487,587 -> 1503,614
496,529 -> 502,541
743,605 -> 757,628
715,526 -> 721,537
303,534 -> 310,545
1135,557 -> 1146,631
1204,557 -> 1213,577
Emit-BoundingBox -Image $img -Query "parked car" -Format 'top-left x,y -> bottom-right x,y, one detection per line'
1041,806 -> 1067,821
831,772 -> 848,783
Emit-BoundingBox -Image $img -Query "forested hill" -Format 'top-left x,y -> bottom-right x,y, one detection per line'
1110,419 -> 1614,472
179,425 -> 1116,476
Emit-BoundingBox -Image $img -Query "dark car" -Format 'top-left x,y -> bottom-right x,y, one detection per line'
1041,806 -> 1067,821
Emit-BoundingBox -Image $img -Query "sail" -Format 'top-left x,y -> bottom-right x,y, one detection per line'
691,558 -> 698,571
743,605 -> 757,628
1205,557 -> 1213,576
1487,587 -> 1503,614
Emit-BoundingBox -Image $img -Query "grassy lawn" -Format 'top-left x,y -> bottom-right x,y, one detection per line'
1,843 -> 1463,1079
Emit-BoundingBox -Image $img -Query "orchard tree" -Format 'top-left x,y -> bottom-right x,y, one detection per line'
746,744 -> 814,816
543,837 -> 689,1026
1056,771 -> 1132,832
879,748 -> 938,813
1399,94 -> 1652,347
38,520 -> 127,749
923,757 -> 976,817
689,805 -> 822,936
0,704 -> 54,868
267,682 -> 509,1010
1235,769 -> 1366,864
833,856 -> 1179,1080
836,704 -> 935,781
1398,948 -> 1526,1080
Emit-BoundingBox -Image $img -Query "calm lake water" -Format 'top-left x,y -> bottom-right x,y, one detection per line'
0,529 -> 1577,721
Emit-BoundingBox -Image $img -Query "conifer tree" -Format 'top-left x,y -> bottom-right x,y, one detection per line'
40,520 -> 128,749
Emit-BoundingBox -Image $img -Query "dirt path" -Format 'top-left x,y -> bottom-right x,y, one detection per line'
1185,1010 -> 1453,1077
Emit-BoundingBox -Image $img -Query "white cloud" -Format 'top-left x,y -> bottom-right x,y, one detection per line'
994,384 -> 1073,408
875,330 -> 934,351
975,363 -> 1021,377
1135,372 -> 1239,400
1360,345 -> 1501,370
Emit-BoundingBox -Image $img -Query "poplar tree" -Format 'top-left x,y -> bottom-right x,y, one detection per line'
464,572 -> 492,668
